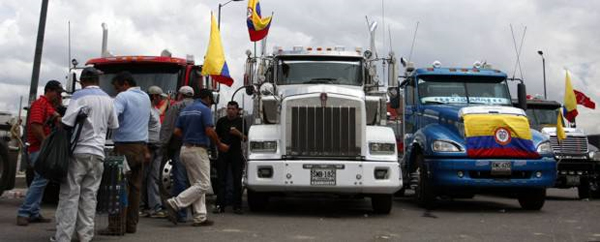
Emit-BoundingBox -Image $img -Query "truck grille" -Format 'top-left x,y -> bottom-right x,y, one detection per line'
549,136 -> 588,154
288,106 -> 361,157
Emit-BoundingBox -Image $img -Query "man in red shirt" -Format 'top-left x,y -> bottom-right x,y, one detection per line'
17,80 -> 64,226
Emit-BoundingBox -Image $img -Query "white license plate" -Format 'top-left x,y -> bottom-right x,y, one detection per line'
566,175 -> 580,185
310,168 -> 336,185
491,161 -> 512,175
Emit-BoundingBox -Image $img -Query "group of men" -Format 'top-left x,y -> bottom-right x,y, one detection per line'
15,67 -> 248,242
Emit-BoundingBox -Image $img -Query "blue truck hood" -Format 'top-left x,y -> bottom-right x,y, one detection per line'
420,104 -> 548,154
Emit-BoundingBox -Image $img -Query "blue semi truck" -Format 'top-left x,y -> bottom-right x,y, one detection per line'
391,63 -> 557,210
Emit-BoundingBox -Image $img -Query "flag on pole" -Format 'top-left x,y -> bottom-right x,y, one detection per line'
247,0 -> 272,42
201,13 -> 234,87
556,110 -> 566,143
563,71 -> 578,122
573,89 -> 596,109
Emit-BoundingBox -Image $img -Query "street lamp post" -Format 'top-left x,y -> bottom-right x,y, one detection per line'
218,0 -> 244,29
537,50 -> 547,99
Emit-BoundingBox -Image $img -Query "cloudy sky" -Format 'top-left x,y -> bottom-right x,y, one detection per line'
1,0 -> 598,133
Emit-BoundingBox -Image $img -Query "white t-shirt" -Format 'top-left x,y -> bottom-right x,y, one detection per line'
62,86 -> 119,159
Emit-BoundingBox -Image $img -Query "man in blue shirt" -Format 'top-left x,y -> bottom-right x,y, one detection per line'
99,71 -> 150,236
163,89 -> 228,227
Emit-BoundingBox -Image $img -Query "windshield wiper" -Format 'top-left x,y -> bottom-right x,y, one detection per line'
422,100 -> 447,104
304,78 -> 337,84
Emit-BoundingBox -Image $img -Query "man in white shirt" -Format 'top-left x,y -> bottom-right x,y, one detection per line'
53,67 -> 119,242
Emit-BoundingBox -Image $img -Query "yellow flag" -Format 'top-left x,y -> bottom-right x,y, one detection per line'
563,71 -> 578,122
556,110 -> 566,143
201,13 -> 233,86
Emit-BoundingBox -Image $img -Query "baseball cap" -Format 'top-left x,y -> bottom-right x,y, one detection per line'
44,80 -> 66,93
198,89 -> 215,105
178,86 -> 194,97
80,67 -> 103,80
148,86 -> 167,97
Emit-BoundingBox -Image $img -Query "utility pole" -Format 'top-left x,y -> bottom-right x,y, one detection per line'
537,50 -> 547,99
28,0 -> 49,106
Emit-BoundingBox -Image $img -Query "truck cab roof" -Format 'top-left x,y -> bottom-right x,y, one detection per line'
414,67 -> 507,78
86,56 -> 190,66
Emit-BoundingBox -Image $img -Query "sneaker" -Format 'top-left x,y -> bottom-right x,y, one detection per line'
139,210 -> 151,217
29,215 -> 51,223
163,198 -> 179,225
150,208 -> 168,218
212,205 -> 225,214
191,219 -> 214,227
16,216 -> 29,226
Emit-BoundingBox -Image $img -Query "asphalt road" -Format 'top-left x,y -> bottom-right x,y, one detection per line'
1,188 -> 599,242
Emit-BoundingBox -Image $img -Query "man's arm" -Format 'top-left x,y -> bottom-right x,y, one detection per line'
206,127 -> 229,152
30,123 -> 46,141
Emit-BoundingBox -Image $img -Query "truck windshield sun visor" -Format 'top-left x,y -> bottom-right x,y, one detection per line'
417,76 -> 511,106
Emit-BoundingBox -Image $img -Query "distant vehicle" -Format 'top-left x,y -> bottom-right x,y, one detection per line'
518,98 -> 600,198
0,112 -> 17,197
395,62 -> 557,210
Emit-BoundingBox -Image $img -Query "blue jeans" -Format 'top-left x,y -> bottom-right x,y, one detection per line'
18,151 -> 49,218
171,149 -> 189,219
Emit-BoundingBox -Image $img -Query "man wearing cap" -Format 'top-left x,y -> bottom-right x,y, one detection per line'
17,80 -> 64,226
99,71 -> 150,235
53,67 -> 119,242
141,85 -> 166,218
148,86 -> 170,123
158,86 -> 194,222
163,89 -> 228,227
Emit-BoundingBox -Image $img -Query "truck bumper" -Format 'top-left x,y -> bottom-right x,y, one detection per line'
425,157 -> 556,188
555,159 -> 597,187
246,160 -> 402,194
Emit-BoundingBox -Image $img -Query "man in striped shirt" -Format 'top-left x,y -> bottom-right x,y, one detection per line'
17,80 -> 64,226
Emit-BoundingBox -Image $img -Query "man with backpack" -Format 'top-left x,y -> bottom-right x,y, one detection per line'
52,67 -> 119,242
16,80 -> 64,226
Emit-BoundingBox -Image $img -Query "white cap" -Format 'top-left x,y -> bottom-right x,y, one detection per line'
148,86 -> 167,97
178,86 -> 194,97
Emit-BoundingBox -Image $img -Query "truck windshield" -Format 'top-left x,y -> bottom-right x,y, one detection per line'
526,108 -> 560,130
95,64 -> 182,97
417,77 -> 512,106
277,58 -> 362,86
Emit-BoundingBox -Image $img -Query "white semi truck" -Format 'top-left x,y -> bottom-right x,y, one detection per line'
242,46 -> 402,214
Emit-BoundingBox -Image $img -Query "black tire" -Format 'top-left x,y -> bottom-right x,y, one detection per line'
578,179 -> 592,199
394,187 -> 406,197
518,189 -> 546,210
0,141 -> 9,195
414,153 -> 436,208
371,194 -> 393,214
247,189 -> 269,212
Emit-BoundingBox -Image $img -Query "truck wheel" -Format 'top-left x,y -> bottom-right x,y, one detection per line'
247,189 -> 269,212
577,179 -> 591,199
0,141 -> 9,195
371,194 -> 393,214
518,189 -> 546,210
414,153 -> 435,208
394,187 -> 406,197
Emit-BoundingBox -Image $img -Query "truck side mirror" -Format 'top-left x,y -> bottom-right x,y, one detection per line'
517,83 -> 527,110
66,71 -> 77,93
389,87 -> 401,109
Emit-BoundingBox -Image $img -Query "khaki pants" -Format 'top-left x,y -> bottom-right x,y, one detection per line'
172,146 -> 210,223
54,154 -> 104,242
107,143 -> 146,233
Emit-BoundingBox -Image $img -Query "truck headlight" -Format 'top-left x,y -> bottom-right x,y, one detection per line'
536,141 -> 552,154
369,142 -> 395,155
432,140 -> 461,152
589,151 -> 600,161
250,141 -> 277,153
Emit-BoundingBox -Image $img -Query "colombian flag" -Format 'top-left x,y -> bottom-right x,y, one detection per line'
556,111 -> 566,143
563,71 -> 578,122
202,13 -> 234,87
464,114 -> 539,159
247,0 -> 272,42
